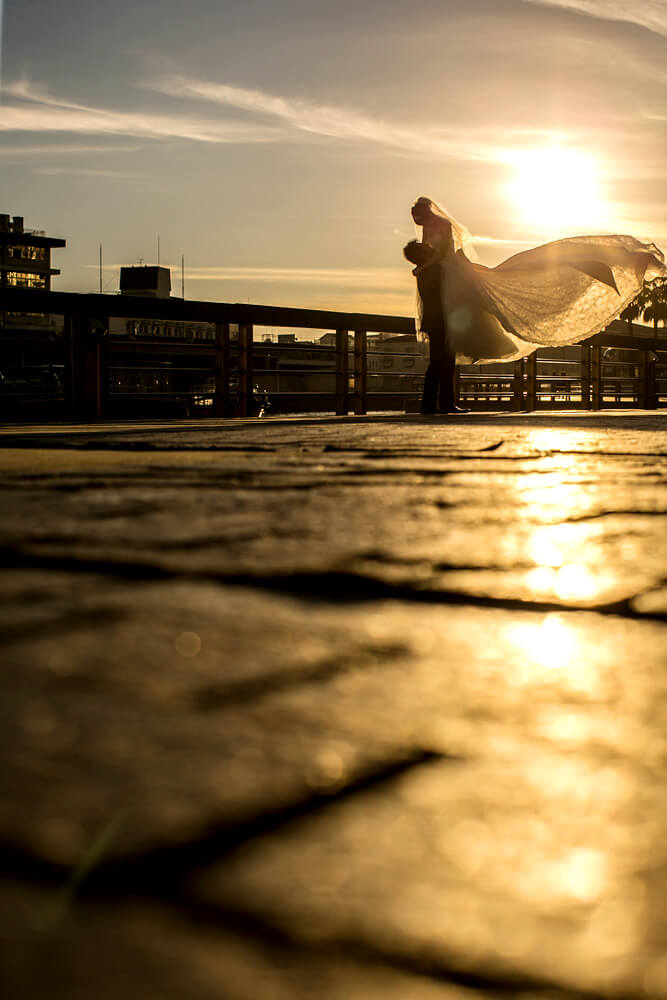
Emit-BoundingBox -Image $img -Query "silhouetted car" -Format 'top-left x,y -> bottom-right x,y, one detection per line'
0,366 -> 64,393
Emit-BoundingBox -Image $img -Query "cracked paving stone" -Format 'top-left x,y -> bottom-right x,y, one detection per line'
190,747 -> 667,997
0,415 -> 667,614
1,574 -> 666,878
0,444 -> 666,608
0,885 -> 493,1000
1,413 -> 666,998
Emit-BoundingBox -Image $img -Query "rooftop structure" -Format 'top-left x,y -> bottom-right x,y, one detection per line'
119,265 -> 171,299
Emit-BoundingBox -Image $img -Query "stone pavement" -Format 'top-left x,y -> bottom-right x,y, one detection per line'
1,410 -> 666,999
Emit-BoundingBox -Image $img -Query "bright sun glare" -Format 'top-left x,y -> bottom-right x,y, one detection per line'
506,147 -> 605,234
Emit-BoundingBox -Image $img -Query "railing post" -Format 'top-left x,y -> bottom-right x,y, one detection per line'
353,329 -> 367,415
214,322 -> 230,417
63,314 -> 80,420
633,348 -> 657,409
637,350 -> 647,408
64,313 -> 107,420
580,345 -> 591,409
238,323 -> 254,417
335,329 -> 349,415
525,353 -> 537,411
454,366 -> 461,406
642,349 -> 657,409
512,360 -> 523,411
90,319 -> 108,420
590,344 -> 602,410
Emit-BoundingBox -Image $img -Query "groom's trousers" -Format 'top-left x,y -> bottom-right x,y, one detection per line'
422,331 -> 455,413
416,259 -> 456,414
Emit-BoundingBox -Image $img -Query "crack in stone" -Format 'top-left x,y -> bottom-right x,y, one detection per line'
166,898 -> 599,1000
193,642 -> 410,711
0,749 -> 451,895
0,605 -> 128,647
1,550 -> 665,621
562,509 -> 667,523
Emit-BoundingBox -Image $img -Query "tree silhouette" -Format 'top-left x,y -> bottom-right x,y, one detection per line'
642,277 -> 667,329
619,277 -> 667,333
620,296 -> 642,333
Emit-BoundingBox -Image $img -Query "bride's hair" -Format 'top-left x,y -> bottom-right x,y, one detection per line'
412,196 -> 478,262
412,197 -> 449,220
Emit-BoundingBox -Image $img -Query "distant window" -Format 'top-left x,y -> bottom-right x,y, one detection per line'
7,271 -> 46,288
9,246 -> 46,261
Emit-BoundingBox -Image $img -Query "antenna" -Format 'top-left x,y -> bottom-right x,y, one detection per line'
99,243 -> 103,294
157,234 -> 161,266
181,254 -> 185,299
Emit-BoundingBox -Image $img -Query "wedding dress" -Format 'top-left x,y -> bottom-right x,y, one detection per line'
413,199 -> 666,365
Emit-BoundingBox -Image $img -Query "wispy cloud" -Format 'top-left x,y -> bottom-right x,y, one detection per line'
88,264 -> 411,289
472,235 -> 538,247
2,75 -> 625,166
522,0 -> 667,37
148,75 -> 577,161
35,166 -> 143,177
0,143 -> 144,157
0,79 -> 278,144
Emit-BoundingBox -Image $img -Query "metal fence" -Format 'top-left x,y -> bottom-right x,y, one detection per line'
1,286 -> 665,419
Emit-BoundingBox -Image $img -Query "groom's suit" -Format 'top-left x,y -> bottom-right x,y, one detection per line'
414,255 -> 455,414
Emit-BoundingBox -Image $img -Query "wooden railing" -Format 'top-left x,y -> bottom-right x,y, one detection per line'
1,286 -> 666,419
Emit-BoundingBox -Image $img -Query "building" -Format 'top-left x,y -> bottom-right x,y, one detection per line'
0,214 -> 65,290
119,265 -> 171,299
0,215 -> 66,409
110,265 -> 216,343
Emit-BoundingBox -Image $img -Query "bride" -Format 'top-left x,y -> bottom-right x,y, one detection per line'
410,196 -> 666,365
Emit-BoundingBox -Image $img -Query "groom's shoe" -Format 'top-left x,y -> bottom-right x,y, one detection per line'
438,405 -> 470,414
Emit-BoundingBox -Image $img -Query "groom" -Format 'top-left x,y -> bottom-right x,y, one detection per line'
403,239 -> 467,414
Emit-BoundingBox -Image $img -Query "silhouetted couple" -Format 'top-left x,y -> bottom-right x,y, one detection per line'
404,198 -> 468,413
404,196 -> 666,413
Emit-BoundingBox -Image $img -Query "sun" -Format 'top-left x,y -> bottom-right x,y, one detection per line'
506,147 -> 605,234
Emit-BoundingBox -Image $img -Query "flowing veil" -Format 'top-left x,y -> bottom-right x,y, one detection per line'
411,197 -> 667,365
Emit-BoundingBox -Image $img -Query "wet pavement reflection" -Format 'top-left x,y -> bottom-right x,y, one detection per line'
0,413 -> 666,998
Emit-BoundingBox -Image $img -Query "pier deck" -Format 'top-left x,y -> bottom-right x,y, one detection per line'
2,410 -> 667,999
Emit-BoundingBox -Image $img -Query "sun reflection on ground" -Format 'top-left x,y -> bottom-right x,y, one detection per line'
526,525 -> 611,600
502,613 -> 606,698
530,529 -> 566,568
517,471 -> 593,521
545,847 -> 608,904
526,564 -> 603,602
504,614 -> 579,672
513,431 -> 595,520
511,431 -> 620,602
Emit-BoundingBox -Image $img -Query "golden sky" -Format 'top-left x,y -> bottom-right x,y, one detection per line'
1,0 -> 665,315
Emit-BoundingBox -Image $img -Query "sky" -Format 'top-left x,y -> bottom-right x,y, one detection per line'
1,0 -> 665,316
